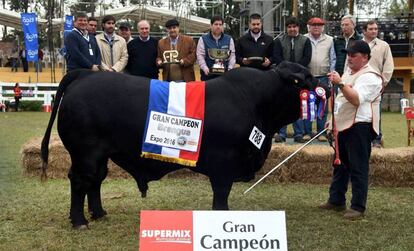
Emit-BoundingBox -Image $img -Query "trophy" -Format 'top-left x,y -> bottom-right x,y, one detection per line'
162,50 -> 180,65
208,48 -> 230,74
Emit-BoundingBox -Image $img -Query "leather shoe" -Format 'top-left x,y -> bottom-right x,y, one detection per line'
318,135 -> 328,142
294,136 -> 305,143
318,202 -> 346,211
343,208 -> 364,220
303,134 -> 312,141
274,134 -> 286,143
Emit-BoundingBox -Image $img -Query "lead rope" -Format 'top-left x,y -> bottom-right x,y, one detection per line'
331,82 -> 341,166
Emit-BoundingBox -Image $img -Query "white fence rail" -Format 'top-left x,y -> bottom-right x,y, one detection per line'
0,82 -> 59,102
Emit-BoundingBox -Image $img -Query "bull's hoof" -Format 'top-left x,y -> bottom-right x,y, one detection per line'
141,191 -> 147,198
73,224 -> 89,230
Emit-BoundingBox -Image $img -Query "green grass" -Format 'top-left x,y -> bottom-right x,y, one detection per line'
0,112 -> 413,250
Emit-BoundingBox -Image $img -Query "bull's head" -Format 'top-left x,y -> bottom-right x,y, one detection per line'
274,61 -> 330,95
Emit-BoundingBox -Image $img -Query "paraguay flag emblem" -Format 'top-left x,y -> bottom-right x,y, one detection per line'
141,80 -> 205,167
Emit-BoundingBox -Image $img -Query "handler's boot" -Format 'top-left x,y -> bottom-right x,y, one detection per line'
343,208 -> 364,220
318,202 -> 346,211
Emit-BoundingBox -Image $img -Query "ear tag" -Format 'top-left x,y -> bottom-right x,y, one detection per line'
294,79 -> 299,84
300,90 -> 310,119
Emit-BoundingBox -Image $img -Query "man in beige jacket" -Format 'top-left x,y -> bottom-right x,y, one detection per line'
363,20 -> 394,147
96,15 -> 128,72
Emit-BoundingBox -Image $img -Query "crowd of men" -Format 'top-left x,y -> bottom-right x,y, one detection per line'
65,12 -> 394,146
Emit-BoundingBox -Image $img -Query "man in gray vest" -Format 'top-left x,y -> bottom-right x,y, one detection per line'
273,17 -> 312,143
303,17 -> 336,142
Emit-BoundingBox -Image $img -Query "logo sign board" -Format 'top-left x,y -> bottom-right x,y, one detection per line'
20,13 -> 39,62
139,211 -> 287,251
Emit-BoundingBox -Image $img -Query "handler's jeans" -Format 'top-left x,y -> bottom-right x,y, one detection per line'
303,76 -> 329,136
278,119 -> 304,139
328,123 -> 376,212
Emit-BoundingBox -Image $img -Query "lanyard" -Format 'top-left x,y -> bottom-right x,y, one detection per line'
73,28 -> 89,42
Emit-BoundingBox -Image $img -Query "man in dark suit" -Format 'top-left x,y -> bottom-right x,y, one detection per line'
64,12 -> 101,72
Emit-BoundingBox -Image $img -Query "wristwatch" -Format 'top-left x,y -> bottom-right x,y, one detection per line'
338,81 -> 345,89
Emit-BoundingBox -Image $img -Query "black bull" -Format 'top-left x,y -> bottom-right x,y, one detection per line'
41,61 -> 326,228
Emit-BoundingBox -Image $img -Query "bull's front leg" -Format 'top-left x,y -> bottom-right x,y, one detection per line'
209,177 -> 233,210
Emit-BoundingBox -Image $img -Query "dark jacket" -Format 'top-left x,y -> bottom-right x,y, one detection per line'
334,31 -> 363,76
65,28 -> 101,71
126,37 -> 159,79
273,33 -> 311,67
236,31 -> 274,70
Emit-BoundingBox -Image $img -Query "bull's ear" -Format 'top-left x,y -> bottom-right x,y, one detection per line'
275,62 -> 305,86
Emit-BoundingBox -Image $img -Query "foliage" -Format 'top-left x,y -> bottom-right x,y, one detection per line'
18,101 -> 43,111
385,0 -> 410,17
0,112 -> 413,250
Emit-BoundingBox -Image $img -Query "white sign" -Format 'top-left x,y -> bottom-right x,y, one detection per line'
249,126 -> 265,149
145,111 -> 202,152
139,210 -> 288,251
193,211 -> 287,251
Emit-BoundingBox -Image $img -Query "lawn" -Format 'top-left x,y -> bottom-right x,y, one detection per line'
0,112 -> 413,250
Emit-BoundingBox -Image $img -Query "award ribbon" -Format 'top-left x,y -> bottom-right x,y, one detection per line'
315,87 -> 326,119
300,90 -> 310,119
308,91 -> 317,121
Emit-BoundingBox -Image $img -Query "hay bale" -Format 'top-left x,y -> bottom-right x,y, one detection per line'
21,135 -> 130,179
21,136 -> 414,187
261,144 -> 414,187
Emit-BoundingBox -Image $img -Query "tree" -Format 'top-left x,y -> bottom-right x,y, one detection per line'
386,0 -> 409,17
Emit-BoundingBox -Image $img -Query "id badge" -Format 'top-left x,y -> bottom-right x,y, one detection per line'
89,48 -> 93,56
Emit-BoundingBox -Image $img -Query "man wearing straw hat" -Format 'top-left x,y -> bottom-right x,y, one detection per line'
320,40 -> 382,220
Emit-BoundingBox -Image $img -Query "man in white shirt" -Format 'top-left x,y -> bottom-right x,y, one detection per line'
320,40 -> 382,220
362,20 -> 394,147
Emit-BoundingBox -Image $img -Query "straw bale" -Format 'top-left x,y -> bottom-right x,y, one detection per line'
21,136 -> 414,187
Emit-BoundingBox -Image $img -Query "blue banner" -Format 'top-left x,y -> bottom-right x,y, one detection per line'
64,15 -> 73,38
21,13 -> 38,62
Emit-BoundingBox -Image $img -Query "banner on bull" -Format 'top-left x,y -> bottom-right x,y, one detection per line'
139,210 -> 288,251
141,80 -> 205,167
20,13 -> 38,62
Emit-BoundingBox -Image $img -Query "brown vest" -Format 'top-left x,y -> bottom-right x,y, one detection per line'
333,64 -> 383,134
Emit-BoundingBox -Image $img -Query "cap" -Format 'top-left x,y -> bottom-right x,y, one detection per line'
118,22 -> 131,29
307,17 -> 325,25
341,40 -> 371,55
165,19 -> 179,28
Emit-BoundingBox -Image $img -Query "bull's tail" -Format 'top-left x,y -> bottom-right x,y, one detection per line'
40,69 -> 90,181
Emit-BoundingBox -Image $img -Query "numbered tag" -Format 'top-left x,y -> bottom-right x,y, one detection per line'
89,48 -> 94,56
249,126 -> 265,149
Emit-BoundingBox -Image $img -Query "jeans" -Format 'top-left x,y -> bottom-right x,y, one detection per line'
303,76 -> 329,136
279,119 -> 304,139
